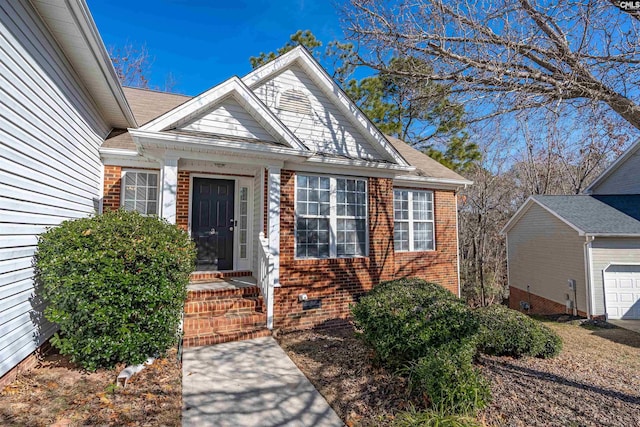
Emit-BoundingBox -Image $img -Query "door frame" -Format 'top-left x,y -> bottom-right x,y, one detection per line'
188,173 -> 254,271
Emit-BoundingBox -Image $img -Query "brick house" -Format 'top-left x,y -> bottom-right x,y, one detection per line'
100,47 -> 471,340
0,0 -> 470,384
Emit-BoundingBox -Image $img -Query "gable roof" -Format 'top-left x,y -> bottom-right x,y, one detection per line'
138,76 -> 307,151
502,194 -> 640,236
585,138 -> 640,193
242,46 -> 409,166
386,135 -> 471,184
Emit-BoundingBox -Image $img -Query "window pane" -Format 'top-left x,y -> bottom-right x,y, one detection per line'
413,191 -> 433,221
414,222 -> 434,251
122,172 -> 159,215
295,217 -> 330,258
394,221 -> 409,251
337,219 -> 366,256
394,190 -> 409,220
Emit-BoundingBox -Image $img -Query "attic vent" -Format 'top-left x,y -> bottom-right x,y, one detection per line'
278,89 -> 311,115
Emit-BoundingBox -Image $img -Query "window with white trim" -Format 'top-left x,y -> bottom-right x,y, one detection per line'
122,171 -> 159,215
295,174 -> 367,258
394,189 -> 434,251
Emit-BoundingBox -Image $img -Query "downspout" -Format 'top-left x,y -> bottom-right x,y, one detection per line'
583,235 -> 595,319
455,189 -> 462,298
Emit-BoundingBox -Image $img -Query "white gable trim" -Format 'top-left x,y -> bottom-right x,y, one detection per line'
501,197 -> 586,236
585,138 -> 640,194
139,76 -> 307,151
242,46 -> 409,166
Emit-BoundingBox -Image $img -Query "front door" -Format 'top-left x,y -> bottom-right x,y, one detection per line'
191,178 -> 235,271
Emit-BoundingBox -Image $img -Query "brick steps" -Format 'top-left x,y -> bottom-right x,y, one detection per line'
182,284 -> 269,348
182,328 -> 272,348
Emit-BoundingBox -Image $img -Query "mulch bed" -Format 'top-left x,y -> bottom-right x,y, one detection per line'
0,348 -> 182,427
277,320 -> 640,427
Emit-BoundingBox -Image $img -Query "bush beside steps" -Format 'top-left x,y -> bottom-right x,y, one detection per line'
35,210 -> 196,371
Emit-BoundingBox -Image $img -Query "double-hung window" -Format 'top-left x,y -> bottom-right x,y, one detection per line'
121,170 -> 159,215
295,174 -> 367,258
394,189 -> 434,251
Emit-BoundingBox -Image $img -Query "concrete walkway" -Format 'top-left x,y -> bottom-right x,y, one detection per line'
608,319 -> 640,334
182,337 -> 345,427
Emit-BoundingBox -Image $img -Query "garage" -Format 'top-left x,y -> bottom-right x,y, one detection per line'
604,265 -> 640,319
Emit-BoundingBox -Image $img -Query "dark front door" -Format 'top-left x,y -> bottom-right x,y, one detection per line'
192,178 -> 235,271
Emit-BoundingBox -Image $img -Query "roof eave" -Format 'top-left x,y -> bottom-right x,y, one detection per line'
394,174 -> 473,190
33,0 -> 137,128
129,129 -> 312,161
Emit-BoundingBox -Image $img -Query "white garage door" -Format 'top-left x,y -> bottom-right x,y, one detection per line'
604,265 -> 640,320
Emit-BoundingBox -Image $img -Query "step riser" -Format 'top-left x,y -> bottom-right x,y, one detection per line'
184,299 -> 264,317
183,329 -> 271,348
187,287 -> 261,301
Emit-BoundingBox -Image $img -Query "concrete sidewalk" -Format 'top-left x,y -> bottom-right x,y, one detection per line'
182,336 -> 345,427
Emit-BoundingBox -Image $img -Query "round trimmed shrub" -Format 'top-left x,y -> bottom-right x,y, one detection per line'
351,278 -> 479,367
35,210 -> 196,370
407,342 -> 491,415
476,304 -> 562,358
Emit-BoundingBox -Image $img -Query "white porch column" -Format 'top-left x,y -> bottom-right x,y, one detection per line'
160,157 -> 179,224
267,166 -> 281,286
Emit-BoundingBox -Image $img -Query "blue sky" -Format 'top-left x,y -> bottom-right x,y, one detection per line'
88,0 -> 347,96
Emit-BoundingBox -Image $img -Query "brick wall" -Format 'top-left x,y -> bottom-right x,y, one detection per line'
176,170 -> 190,231
394,189 -> 459,294
275,170 -> 459,330
509,286 -> 587,317
102,165 -> 122,211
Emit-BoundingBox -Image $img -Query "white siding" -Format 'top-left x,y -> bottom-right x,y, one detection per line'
180,97 -> 276,142
0,1 -> 107,379
252,64 -> 383,160
591,150 -> 640,195
507,204 -> 587,312
590,238 -> 640,316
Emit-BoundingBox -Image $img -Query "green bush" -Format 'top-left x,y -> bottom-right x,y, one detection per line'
476,304 -> 562,358
35,210 -> 196,371
407,342 -> 491,415
351,278 -> 479,367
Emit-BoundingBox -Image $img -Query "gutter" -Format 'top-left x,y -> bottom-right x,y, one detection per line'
68,0 -> 137,128
583,236 -> 595,319
129,129 -> 313,160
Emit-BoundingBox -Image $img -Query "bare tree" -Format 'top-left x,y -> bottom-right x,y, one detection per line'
109,44 -> 152,89
343,0 -> 640,131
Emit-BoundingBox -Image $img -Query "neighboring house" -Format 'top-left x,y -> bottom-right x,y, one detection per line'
1,1 -> 471,384
503,141 -> 640,320
0,0 -> 136,385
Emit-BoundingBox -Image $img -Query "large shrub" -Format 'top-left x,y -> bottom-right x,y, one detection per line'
407,342 -> 491,415
476,304 -> 562,358
35,210 -> 196,370
351,278 -> 479,367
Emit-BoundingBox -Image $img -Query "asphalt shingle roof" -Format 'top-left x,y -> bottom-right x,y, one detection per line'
533,194 -> 640,235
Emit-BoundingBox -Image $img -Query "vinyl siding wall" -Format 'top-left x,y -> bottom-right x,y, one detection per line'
590,150 -> 640,195
181,97 -> 276,142
251,64 -> 382,160
0,0 -> 108,379
590,238 -> 640,316
507,204 -> 587,313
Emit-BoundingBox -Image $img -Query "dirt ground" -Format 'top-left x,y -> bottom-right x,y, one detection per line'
277,320 -> 640,427
0,348 -> 181,427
